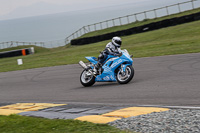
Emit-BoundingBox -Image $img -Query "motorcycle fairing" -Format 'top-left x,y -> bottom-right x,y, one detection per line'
95,56 -> 123,82
85,57 -> 98,65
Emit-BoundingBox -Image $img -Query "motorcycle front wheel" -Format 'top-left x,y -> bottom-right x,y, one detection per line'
80,69 -> 95,87
116,65 -> 134,84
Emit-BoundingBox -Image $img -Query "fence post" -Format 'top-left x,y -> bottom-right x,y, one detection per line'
127,15 -> 130,24
119,17 -> 122,25
84,26 -> 89,33
144,11 -> 147,20
10,41 -> 13,47
94,23 -> 96,31
178,3 -> 181,13
76,31 -> 78,38
83,26 -> 86,34
134,14 -> 137,21
166,6 -> 169,15
191,0 -> 194,9
106,20 -> 108,28
65,38 -> 69,45
112,19 -> 115,26
154,9 -> 157,18
100,22 -> 103,30
88,25 -> 90,32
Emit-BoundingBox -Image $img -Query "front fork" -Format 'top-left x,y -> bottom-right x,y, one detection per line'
120,64 -> 129,76
120,64 -> 125,76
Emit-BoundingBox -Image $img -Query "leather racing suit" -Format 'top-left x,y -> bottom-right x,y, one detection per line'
98,42 -> 121,64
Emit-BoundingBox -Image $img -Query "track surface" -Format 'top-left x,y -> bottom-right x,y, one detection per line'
0,53 -> 200,106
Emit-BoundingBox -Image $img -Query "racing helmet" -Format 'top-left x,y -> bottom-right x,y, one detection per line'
112,36 -> 122,48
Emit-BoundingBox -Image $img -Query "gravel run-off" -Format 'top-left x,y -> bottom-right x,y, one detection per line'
109,109 -> 200,133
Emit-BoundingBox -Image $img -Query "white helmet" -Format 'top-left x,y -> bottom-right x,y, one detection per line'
112,36 -> 122,48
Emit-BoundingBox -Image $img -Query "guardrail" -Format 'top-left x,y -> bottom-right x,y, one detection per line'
0,40 -> 66,49
65,0 -> 200,45
0,41 -> 44,49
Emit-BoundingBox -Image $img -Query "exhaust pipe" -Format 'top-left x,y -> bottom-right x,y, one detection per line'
79,61 -> 87,69
79,61 -> 96,77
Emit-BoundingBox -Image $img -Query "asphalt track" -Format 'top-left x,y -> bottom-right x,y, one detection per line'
0,53 -> 200,106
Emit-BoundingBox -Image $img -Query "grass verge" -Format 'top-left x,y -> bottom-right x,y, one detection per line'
0,20 -> 200,72
0,115 -> 129,133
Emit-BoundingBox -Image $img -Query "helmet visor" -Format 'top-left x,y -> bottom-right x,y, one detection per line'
114,40 -> 121,46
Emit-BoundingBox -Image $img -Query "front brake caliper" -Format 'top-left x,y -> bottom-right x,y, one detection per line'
121,64 -> 126,76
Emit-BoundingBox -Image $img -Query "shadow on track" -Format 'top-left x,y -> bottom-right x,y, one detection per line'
74,82 -> 118,90
73,79 -> 139,90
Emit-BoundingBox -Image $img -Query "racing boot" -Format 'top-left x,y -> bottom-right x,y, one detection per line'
93,62 -> 102,75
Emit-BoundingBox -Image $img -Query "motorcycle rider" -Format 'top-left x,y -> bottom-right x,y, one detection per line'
94,36 -> 122,74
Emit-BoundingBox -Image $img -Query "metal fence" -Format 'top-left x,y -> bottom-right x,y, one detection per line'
43,39 -> 66,48
0,41 -> 44,50
0,0 -> 200,49
0,40 -> 67,50
65,0 -> 200,44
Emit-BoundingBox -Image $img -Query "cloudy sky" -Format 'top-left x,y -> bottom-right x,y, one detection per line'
0,0 -> 191,20
0,0 -> 149,20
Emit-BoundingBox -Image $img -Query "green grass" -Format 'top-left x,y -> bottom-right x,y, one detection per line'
0,20 -> 200,72
0,115 -> 128,133
80,7 -> 200,38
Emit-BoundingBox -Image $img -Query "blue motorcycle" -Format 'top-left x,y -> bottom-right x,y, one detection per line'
79,49 -> 134,87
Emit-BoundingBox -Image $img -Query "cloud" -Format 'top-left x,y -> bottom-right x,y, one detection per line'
0,0 -> 144,16
0,0 -> 152,20
0,0 -> 39,16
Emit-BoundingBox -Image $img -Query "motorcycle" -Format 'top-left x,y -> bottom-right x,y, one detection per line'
79,49 -> 134,87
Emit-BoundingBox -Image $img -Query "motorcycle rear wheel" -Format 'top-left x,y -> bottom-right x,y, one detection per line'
116,65 -> 134,84
80,69 -> 95,87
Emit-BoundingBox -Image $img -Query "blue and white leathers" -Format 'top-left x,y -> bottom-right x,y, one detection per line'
85,49 -> 133,82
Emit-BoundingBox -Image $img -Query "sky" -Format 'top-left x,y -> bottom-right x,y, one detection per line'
0,0 -> 150,20
0,0 -> 193,42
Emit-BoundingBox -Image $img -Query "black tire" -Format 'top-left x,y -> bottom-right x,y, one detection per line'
80,69 -> 95,87
116,65 -> 134,84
